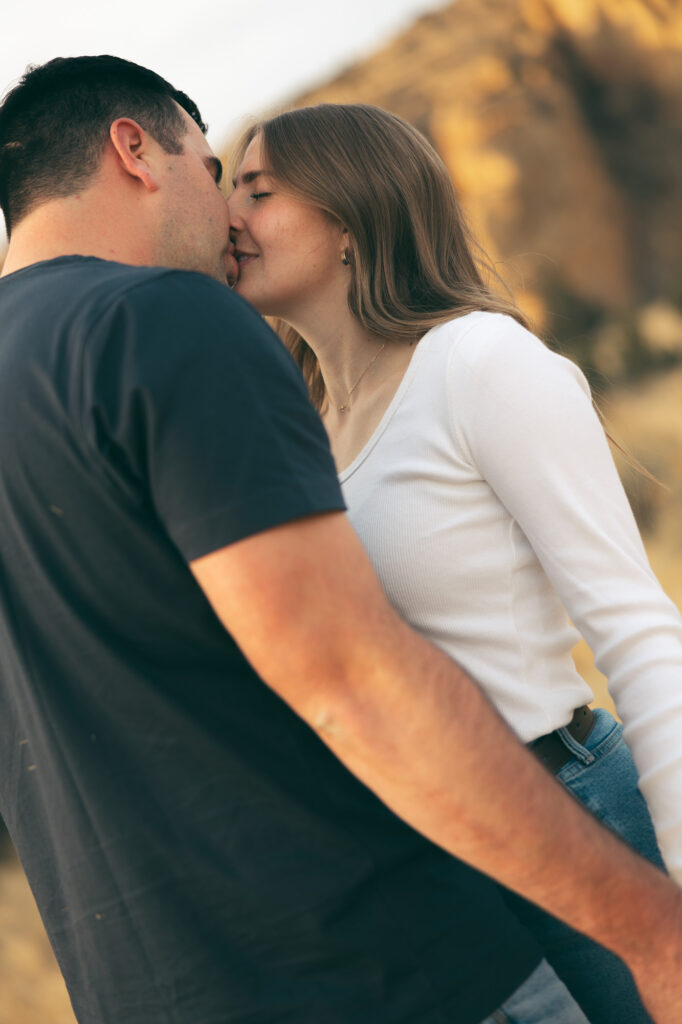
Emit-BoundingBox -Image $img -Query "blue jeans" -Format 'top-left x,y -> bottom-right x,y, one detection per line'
504,709 -> 663,1024
478,959 -> 590,1023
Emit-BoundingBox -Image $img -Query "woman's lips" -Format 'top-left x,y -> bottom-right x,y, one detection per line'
235,252 -> 258,269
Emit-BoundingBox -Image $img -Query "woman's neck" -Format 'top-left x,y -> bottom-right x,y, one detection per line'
286,301 -> 407,416
285,303 -> 417,472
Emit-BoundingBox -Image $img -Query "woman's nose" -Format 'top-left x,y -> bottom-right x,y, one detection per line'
226,195 -> 244,228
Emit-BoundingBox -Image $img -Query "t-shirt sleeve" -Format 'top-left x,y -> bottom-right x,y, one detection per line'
445,314 -> 682,881
80,270 -> 345,561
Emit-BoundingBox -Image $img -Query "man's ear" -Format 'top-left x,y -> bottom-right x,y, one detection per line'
109,118 -> 160,192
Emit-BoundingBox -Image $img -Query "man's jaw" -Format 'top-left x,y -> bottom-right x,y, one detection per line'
225,247 -> 240,288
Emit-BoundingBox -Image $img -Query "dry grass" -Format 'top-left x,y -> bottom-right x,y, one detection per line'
0,846 -> 75,1024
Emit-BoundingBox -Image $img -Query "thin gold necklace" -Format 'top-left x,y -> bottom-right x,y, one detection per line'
337,343 -> 386,412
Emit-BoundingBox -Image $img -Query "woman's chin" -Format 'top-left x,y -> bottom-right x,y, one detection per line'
235,284 -> 269,314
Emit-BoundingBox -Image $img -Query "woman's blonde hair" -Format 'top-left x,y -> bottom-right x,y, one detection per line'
232,103 -> 529,412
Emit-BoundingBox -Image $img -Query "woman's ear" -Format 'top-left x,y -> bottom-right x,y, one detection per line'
109,118 -> 160,193
340,227 -> 352,266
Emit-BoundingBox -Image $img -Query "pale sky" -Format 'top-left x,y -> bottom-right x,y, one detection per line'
2,0 -> 446,151
1,0 -> 447,246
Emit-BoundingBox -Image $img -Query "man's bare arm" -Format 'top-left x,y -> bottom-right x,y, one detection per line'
191,511 -> 682,1021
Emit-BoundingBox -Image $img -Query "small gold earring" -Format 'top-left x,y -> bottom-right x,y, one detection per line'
341,249 -> 352,266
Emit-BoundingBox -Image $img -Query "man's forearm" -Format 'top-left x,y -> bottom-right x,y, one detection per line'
304,612 -> 681,1019
192,513 -> 682,1019
311,611 -> 674,951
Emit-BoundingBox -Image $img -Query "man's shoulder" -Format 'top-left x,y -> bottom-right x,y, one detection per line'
65,258 -> 299,392
55,257 -> 244,315
33,256 -> 273,363
103,261 -> 270,344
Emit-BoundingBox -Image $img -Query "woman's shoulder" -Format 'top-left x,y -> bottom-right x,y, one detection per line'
417,312 -> 593,429
425,310 -> 543,362
426,311 -> 585,389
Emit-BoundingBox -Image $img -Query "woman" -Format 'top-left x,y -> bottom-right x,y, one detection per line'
228,103 -> 682,1023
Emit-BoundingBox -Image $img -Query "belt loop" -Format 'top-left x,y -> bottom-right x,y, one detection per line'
529,706 -> 596,772
556,723 -> 596,766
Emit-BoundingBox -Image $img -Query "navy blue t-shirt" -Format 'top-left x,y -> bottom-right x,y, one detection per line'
0,257 -> 539,1024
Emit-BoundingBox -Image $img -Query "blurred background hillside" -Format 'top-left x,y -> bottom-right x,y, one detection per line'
1,0 -> 682,1019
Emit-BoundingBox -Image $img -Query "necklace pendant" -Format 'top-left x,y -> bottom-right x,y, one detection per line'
335,341 -> 386,415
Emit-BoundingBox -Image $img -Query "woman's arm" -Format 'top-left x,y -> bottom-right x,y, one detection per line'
449,315 -> 682,880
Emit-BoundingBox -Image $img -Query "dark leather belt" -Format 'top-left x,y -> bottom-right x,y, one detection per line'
529,705 -> 595,773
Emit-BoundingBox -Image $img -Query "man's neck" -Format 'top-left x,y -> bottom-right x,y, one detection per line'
2,241 -> 96,278
1,196 -> 155,278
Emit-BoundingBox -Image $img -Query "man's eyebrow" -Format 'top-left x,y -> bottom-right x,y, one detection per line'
231,169 -> 267,189
206,156 -> 223,185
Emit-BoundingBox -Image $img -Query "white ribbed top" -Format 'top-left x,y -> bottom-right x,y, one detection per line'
340,311 -> 682,881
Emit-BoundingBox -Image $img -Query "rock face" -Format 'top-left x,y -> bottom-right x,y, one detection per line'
250,0 -> 682,378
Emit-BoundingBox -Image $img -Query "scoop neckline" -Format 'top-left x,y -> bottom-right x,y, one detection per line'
337,326 -> 435,482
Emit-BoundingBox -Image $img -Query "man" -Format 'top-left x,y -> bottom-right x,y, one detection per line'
0,56 -> 679,1024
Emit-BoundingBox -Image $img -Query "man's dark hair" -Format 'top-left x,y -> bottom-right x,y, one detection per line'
0,55 -> 208,235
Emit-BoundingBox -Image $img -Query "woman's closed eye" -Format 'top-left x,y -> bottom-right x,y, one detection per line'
250,192 -> 272,201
